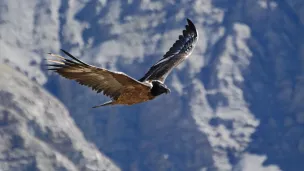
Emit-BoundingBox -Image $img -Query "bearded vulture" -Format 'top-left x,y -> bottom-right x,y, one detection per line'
47,18 -> 198,108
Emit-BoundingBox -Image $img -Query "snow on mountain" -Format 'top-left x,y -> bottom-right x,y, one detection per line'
1,0 -> 304,171
234,153 -> 281,171
0,64 -> 119,171
0,0 -> 61,84
191,22 -> 260,170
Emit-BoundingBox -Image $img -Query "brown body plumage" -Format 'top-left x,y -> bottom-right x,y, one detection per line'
115,86 -> 155,105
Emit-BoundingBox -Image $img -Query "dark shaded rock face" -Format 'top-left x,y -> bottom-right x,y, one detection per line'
1,0 -> 304,171
0,64 -> 119,171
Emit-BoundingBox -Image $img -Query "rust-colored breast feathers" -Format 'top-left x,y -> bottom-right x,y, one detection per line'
116,85 -> 155,105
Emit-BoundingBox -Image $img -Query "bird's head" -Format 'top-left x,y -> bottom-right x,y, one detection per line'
151,80 -> 171,96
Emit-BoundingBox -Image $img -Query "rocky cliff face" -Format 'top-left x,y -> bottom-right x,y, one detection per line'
0,64 -> 119,171
1,0 -> 304,171
237,1 -> 304,170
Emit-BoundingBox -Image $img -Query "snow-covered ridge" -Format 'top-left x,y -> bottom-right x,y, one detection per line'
0,64 -> 119,171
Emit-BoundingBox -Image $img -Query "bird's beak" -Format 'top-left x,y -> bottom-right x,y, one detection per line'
166,89 -> 171,94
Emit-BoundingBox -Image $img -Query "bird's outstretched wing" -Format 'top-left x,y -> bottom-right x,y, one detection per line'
139,18 -> 198,82
47,49 -> 152,100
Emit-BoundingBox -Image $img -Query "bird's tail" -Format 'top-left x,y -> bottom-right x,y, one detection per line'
92,101 -> 114,108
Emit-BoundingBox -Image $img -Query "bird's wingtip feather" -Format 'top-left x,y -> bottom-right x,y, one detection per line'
186,18 -> 196,31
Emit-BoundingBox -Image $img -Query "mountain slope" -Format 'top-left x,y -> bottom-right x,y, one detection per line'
0,64 -> 119,171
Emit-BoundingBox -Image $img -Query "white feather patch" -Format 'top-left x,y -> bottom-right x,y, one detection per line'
153,56 -> 172,66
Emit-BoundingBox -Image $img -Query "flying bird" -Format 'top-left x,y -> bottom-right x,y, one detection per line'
47,18 -> 198,108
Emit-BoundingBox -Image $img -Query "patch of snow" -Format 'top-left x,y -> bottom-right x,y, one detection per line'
233,153 -> 282,171
171,74 -> 184,95
258,0 -> 277,10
